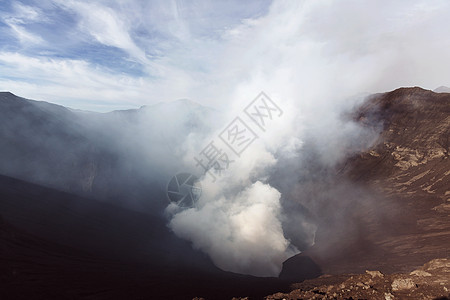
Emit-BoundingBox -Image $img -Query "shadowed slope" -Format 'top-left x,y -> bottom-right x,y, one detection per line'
0,175 -> 292,299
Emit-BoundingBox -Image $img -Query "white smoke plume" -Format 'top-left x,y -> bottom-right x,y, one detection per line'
163,0 -> 450,276
165,87 -> 310,277
170,181 -> 298,276
3,0 -> 450,278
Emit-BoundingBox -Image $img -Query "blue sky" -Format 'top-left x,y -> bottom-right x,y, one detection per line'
0,0 -> 271,110
1,0 -> 450,111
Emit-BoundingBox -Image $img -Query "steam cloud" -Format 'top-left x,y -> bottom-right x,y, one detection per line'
162,0 -> 450,276
2,0 -> 450,278
170,181 -> 298,276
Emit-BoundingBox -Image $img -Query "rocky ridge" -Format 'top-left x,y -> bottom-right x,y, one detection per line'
266,259 -> 449,300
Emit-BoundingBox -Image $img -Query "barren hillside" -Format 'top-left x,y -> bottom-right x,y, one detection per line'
269,87 -> 450,299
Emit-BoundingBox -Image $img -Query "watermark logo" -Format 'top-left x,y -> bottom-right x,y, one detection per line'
167,173 -> 202,207
219,117 -> 258,156
244,92 -> 283,131
167,92 -> 283,207
194,141 -> 235,181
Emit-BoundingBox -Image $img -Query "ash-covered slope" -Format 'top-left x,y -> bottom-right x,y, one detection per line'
344,87 -> 449,268
0,92 -> 100,194
351,87 -> 449,193
0,175 -> 292,300
279,87 -> 449,292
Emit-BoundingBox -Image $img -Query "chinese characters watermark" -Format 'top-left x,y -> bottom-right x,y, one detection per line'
166,92 -> 283,206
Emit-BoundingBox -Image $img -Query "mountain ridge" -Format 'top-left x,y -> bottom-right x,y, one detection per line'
0,87 -> 448,299
274,86 -> 449,299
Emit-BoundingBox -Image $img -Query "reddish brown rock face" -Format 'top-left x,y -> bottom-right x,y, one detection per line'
267,258 -> 449,300
273,87 -> 449,299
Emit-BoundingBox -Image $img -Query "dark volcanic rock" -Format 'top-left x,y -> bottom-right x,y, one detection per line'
0,175 -> 291,300
279,255 -> 322,281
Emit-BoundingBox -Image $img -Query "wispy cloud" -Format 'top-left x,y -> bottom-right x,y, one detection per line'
0,0 -> 272,110
54,0 -> 147,64
2,2 -> 46,45
0,0 -> 449,111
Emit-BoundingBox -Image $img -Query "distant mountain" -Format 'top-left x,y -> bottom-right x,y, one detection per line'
0,92 -> 218,210
0,92 -> 107,196
433,86 -> 450,93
